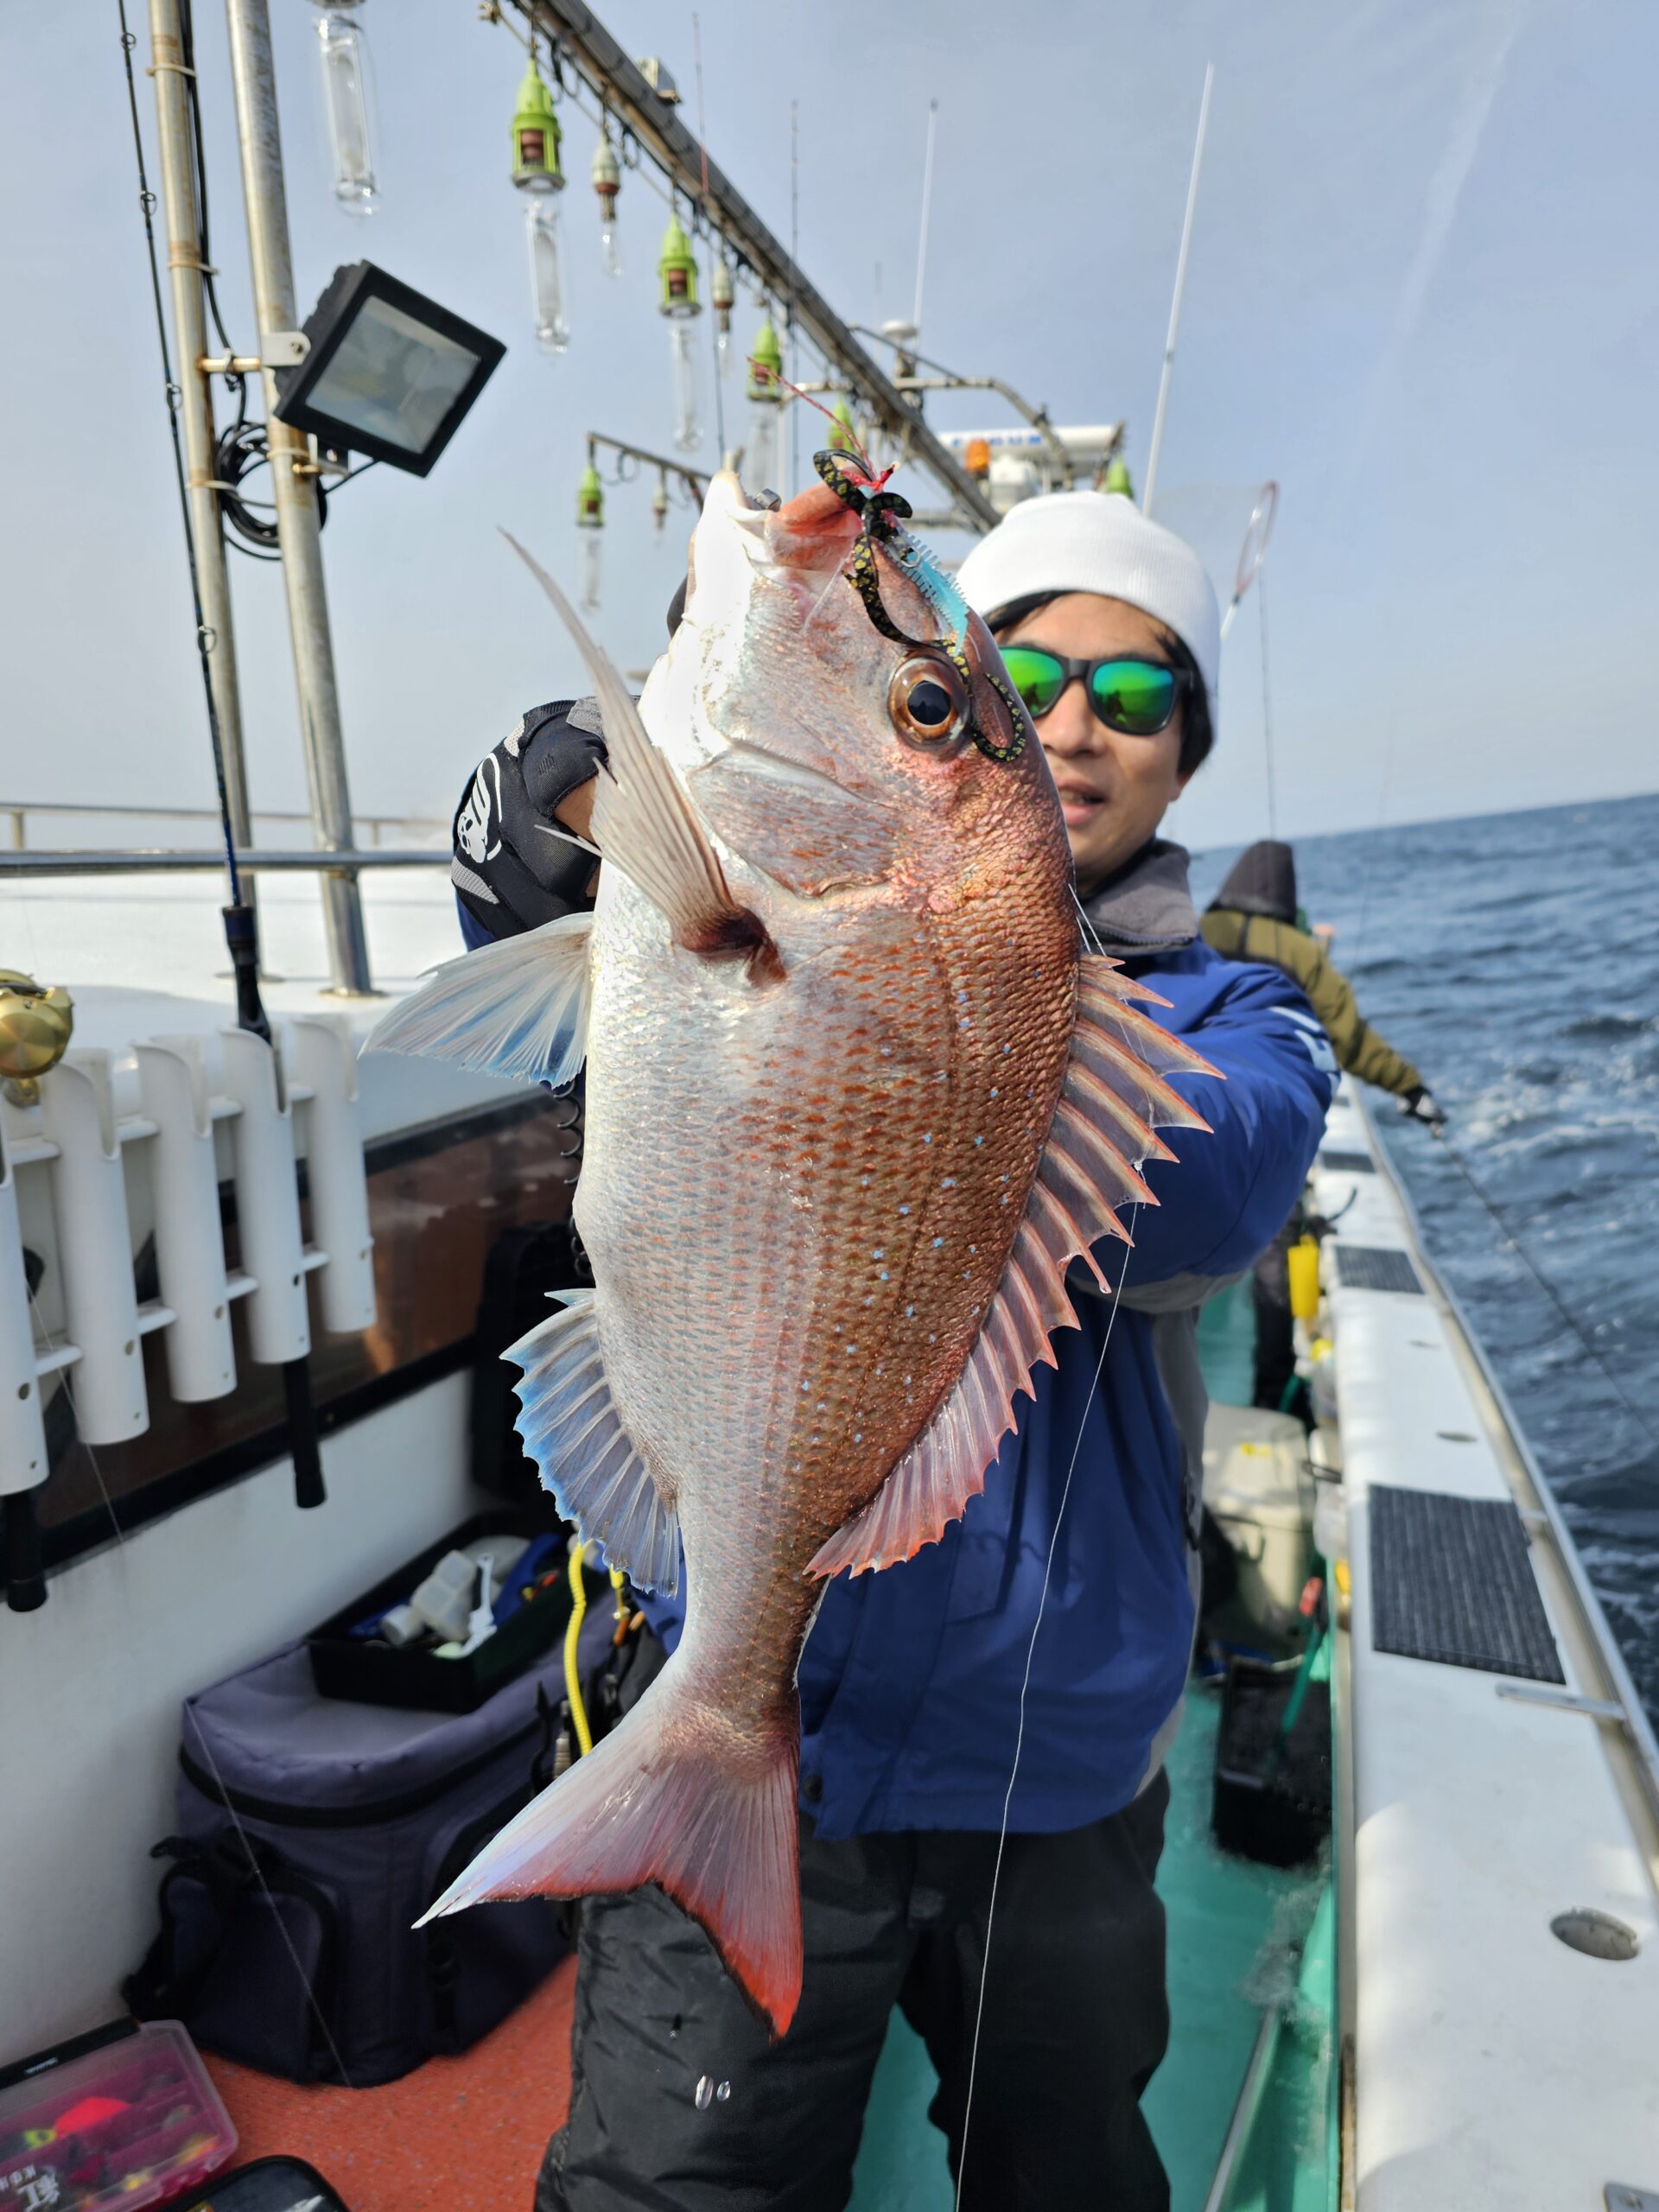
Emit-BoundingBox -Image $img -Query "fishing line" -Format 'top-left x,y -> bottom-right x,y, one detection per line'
955,1201 -> 1141,2203
689,13 -> 725,456
1429,1128 -> 1659,1463
23,1279 -> 358,2088
788,102 -> 800,496
1258,566 -> 1278,842
957,885 -> 1140,2194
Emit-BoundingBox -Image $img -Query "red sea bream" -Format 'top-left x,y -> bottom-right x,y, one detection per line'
367,457 -> 1216,2035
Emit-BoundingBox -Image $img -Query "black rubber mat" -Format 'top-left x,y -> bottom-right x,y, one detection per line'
1333,1243 -> 1424,1294
1370,1484 -> 1564,1682
1318,1148 -> 1376,1174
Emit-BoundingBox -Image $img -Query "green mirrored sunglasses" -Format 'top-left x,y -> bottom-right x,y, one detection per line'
999,647 -> 1190,736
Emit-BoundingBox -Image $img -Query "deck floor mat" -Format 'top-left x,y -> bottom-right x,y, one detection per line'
1334,1243 -> 1424,1294
1318,1148 -> 1376,1174
1369,1484 -> 1564,1682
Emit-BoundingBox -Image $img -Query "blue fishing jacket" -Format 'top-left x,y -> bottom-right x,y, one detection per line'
459,818 -> 1333,1836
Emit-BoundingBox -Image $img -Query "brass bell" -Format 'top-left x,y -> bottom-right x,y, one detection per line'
0,969 -> 74,1106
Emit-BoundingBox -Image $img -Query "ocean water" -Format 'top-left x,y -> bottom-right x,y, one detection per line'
1192,792 -> 1659,1724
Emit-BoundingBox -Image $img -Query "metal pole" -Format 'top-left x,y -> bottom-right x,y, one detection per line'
222,0 -> 373,995
146,0 -> 256,901
1142,60 -> 1214,521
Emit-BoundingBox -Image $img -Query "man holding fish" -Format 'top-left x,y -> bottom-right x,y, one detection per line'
403,475 -> 1333,2209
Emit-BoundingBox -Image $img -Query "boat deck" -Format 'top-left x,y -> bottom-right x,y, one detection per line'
200,1689 -> 1321,2211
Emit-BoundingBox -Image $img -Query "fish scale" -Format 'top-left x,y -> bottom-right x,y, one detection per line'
371,467 -> 1217,2036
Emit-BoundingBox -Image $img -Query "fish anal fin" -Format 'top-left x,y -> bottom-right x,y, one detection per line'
363,909 -> 592,1085
507,1288 -> 680,1595
500,530 -> 780,976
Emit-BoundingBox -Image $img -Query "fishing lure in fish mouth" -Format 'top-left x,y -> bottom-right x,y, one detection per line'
812,448 -> 1027,765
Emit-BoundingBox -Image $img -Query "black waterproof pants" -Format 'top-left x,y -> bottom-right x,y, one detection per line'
535,1770 -> 1171,2212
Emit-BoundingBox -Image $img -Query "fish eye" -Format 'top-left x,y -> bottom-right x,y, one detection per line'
889,653 -> 969,749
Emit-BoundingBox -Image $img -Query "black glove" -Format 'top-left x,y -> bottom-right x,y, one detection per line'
1399,1085 -> 1446,1131
451,698 -> 607,941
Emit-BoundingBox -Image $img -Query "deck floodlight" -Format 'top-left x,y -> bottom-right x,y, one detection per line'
592,129 -> 622,277
273,262 -> 505,476
710,254 -> 735,370
746,315 -> 784,494
576,458 -> 604,611
658,214 -> 703,449
510,55 -> 569,354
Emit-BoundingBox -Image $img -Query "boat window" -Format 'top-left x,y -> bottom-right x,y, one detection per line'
38,1096 -> 580,1565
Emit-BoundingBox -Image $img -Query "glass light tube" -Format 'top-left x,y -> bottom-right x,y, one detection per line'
669,321 -> 702,453
313,6 -> 377,215
526,199 -> 569,355
578,527 -> 603,612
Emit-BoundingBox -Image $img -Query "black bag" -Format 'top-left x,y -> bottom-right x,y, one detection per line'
471,1218 -> 593,1499
124,1638 -> 572,2086
176,2157 -> 353,2212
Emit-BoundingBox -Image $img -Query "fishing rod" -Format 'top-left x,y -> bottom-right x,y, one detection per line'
117,0 -> 327,1516
1142,60 -> 1214,519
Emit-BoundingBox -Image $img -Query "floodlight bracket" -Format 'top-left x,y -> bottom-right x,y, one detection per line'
199,332 -> 310,377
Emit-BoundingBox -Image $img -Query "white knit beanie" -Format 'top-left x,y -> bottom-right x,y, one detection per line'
955,492 -> 1221,724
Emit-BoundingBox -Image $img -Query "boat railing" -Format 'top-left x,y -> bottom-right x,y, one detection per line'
3,798 -> 445,853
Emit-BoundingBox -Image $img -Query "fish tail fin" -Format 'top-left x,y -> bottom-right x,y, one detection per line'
416,1656 -> 804,2037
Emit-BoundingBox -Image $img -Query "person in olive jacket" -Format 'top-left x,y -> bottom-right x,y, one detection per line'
1201,839 -> 1442,1409
1201,840 -> 1441,1122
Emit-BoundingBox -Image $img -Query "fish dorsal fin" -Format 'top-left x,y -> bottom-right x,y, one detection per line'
500,531 -> 779,973
807,954 -> 1217,1581
508,1288 -> 681,1595
364,908 -> 593,1084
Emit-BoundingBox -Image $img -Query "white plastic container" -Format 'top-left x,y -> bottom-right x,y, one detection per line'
1201,1402 -> 1316,1642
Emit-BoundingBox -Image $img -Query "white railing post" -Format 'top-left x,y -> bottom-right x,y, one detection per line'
288,1018 -> 375,1333
219,1027 -> 311,1365
135,1038 -> 238,1402
0,1125 -> 49,1490
41,1055 -> 149,1443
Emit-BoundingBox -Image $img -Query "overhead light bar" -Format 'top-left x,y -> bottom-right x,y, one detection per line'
274,261 -> 505,477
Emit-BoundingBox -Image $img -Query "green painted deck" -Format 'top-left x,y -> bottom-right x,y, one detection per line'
848,1684 -> 1329,2210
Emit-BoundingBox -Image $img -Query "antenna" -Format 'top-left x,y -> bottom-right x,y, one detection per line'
1141,61 -> 1214,519
912,99 -> 939,336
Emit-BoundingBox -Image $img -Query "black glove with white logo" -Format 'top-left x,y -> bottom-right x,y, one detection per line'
1399,1085 -> 1447,1132
450,697 -> 607,942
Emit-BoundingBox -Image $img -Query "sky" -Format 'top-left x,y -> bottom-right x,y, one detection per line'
4,0 -> 1658,854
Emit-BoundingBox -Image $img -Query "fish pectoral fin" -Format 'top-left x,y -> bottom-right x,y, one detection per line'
501,530 -> 780,975
810,955 -> 1219,1581
690,749 -> 897,897
507,1287 -> 680,1596
362,908 -> 593,1085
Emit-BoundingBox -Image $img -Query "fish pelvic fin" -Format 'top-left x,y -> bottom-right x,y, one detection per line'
499,531 -> 782,979
416,1657 -> 804,2039
363,909 -> 593,1086
508,1288 -> 680,1596
809,954 -> 1221,1580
